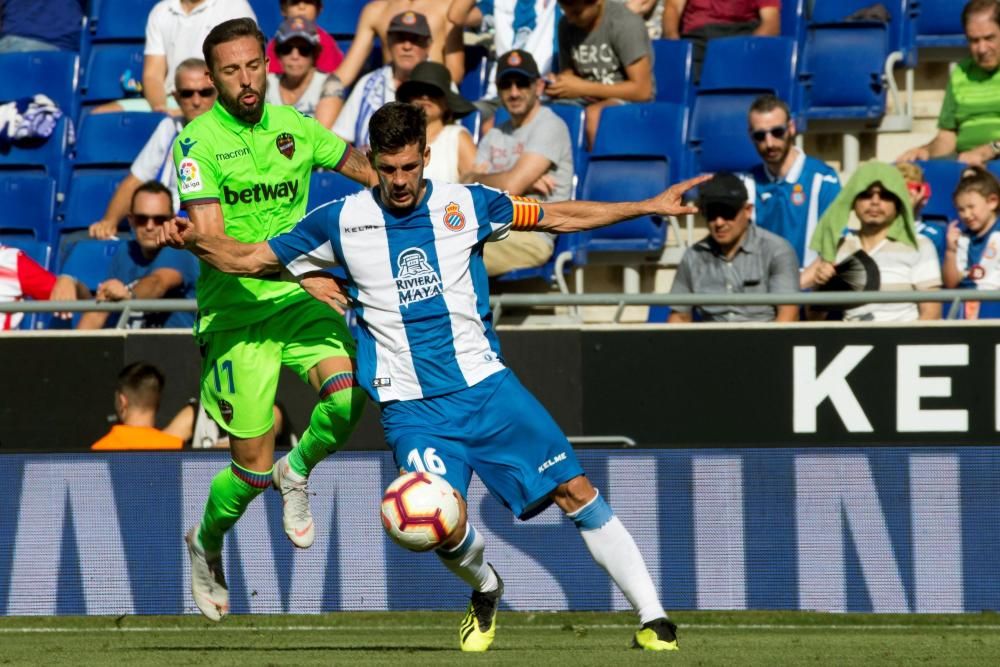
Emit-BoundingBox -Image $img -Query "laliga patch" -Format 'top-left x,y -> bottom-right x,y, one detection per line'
217,399 -> 234,425
442,201 -> 466,231
178,158 -> 203,193
276,132 -> 295,159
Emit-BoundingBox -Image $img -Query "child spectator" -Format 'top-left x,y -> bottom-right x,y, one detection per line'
266,0 -> 343,74
551,0 -> 654,147
944,167 -> 1000,318
896,162 -> 948,266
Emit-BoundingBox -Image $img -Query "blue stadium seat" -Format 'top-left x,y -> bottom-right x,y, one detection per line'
689,92 -> 761,173
987,161 -> 1000,184
459,51 -> 489,104
811,0 -> 920,69
60,169 -> 128,232
650,39 -> 694,109
59,239 -> 121,292
0,172 -> 57,240
307,170 -> 365,211
91,0 -> 158,42
914,160 -> 966,223
0,51 -> 79,120
74,112 -> 167,167
801,23 -> 888,123
0,115 -> 72,181
916,0 -> 965,50
578,159 -> 670,254
592,102 -> 690,182
318,0 -> 368,37
781,0 -> 807,46
249,0 -> 284,38
80,44 -> 145,107
699,36 -> 803,123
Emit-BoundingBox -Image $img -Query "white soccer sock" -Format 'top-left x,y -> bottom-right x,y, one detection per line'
570,492 -> 667,625
436,523 -> 499,593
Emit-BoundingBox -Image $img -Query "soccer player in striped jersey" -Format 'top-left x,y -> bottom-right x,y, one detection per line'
161,101 -> 707,652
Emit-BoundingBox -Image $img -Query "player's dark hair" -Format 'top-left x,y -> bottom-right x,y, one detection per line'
748,94 -> 791,124
368,102 -> 428,156
282,0 -> 322,7
953,166 -> 1000,202
116,362 -> 165,411
963,0 -> 1000,30
203,18 -> 267,72
130,180 -> 174,212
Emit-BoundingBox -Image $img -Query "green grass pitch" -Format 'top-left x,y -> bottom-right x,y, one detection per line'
2,611 -> 999,666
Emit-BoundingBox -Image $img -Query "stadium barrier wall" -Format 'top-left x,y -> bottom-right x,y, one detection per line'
1,448 -> 995,616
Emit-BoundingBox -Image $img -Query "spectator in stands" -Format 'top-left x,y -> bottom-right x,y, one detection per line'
897,0 -> 1000,167
662,0 -> 780,80
322,11 -> 431,139
744,94 -> 841,268
803,161 -> 942,321
135,0 -> 256,114
266,0 -> 343,75
463,50 -> 573,276
78,181 -> 199,330
333,0 -> 464,94
89,59 -> 214,239
896,161 -> 948,266
91,362 -> 184,450
167,400 -> 288,448
669,172 -> 800,323
618,0 -> 665,39
943,168 -> 1000,317
551,0 -> 655,148
0,244 -> 87,330
0,0 -> 83,52
396,61 -> 477,182
264,18 -> 333,116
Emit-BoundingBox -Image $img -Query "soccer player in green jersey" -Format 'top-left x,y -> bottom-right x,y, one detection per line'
175,17 -> 375,621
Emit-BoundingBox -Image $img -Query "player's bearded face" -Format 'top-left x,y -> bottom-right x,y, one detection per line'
211,36 -> 267,124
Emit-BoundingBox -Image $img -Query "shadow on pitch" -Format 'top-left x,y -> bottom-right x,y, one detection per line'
138,645 -> 462,653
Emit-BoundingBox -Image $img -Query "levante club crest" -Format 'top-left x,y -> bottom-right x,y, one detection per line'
443,202 -> 466,231
276,132 -> 295,159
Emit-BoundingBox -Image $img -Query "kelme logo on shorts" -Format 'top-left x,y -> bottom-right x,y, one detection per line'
223,179 -> 300,205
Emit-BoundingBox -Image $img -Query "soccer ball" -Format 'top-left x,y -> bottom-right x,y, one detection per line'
380,471 -> 461,552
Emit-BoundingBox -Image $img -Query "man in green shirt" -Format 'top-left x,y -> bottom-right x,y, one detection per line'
176,17 -> 374,622
898,0 -> 1000,166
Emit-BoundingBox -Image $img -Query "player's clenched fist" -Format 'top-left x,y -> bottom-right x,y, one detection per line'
156,217 -> 197,250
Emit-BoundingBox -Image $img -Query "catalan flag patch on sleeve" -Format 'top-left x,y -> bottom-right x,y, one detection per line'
509,195 -> 542,230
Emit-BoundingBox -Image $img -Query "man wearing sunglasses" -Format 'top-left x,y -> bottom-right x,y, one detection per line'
464,50 -> 574,276
743,94 -> 841,268
79,181 -> 199,330
90,58 -> 216,240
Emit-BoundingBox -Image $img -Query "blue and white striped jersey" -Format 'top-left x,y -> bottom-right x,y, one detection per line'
268,179 -> 543,403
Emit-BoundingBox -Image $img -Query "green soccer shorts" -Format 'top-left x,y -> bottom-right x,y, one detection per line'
197,297 -> 356,439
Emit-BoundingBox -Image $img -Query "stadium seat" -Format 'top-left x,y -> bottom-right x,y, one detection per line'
0,115 -> 72,181
578,159 -> 671,254
459,50 -> 489,106
318,0 -> 368,37
688,92 -> 761,173
74,112 -> 167,168
916,0 -> 966,50
60,169 -> 129,232
699,36 -> 803,124
801,23 -> 888,123
59,238 -> 121,292
0,172 -> 57,240
249,0 -> 284,37
988,161 -> 1000,184
0,51 -> 79,121
915,160 -> 966,224
650,39 -> 695,109
592,102 -> 690,182
307,170 -> 365,211
91,0 -> 159,42
79,44 -> 145,108
781,0 -> 807,47
810,0 -> 919,68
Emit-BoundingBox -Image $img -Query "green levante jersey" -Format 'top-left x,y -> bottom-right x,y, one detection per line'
173,101 -> 349,333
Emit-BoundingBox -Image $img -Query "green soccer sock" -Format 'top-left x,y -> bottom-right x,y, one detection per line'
286,371 -> 366,477
197,462 -> 272,554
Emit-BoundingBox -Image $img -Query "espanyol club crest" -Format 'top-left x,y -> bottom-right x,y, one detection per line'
969,264 -> 986,281
443,201 -> 466,231
276,132 -> 295,159
507,51 -> 522,66
401,11 -> 417,25
791,183 -> 805,206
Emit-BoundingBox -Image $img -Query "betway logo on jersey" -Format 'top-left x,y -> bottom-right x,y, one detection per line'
223,180 -> 299,205
395,247 -> 442,306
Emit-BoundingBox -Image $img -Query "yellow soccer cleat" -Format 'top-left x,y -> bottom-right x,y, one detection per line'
459,566 -> 504,652
632,618 -> 680,651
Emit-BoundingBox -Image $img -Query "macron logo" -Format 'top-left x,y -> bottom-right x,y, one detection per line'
538,452 -> 567,474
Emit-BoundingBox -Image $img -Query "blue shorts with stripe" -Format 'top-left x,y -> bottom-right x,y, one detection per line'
380,369 -> 584,519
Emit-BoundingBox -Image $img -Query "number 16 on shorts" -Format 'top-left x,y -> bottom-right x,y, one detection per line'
407,448 -> 447,475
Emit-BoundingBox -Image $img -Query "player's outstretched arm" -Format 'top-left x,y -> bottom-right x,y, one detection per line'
158,217 -> 281,278
537,174 -> 709,234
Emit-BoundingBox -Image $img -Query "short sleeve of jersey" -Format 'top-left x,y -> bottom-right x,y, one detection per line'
305,115 -> 349,171
268,203 -> 341,277
939,76 -> 959,131
467,184 -> 544,242
173,128 -> 223,207
144,4 -> 165,56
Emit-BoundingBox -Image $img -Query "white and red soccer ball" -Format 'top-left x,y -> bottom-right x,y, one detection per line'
380,472 -> 461,552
